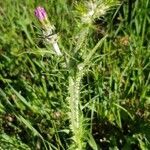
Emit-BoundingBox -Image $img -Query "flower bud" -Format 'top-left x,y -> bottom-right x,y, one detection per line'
34,6 -> 50,28
34,6 -> 47,21
34,6 -> 62,56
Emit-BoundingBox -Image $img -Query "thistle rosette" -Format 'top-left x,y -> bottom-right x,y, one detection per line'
34,6 -> 62,56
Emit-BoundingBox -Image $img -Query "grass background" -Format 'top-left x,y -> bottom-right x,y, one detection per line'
0,0 -> 150,149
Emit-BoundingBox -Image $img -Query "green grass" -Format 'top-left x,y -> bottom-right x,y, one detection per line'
0,0 -> 150,149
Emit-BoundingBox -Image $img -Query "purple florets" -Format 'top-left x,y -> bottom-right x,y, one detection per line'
34,6 -> 47,21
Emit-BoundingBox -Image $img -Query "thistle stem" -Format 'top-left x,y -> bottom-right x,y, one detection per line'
52,42 -> 62,56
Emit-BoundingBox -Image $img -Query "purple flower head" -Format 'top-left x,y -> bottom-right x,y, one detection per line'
34,6 -> 47,21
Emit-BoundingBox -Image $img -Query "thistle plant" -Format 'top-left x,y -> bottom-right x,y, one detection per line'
34,6 -> 62,56
0,0 -> 149,149
68,1 -> 119,149
34,1 -> 119,149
